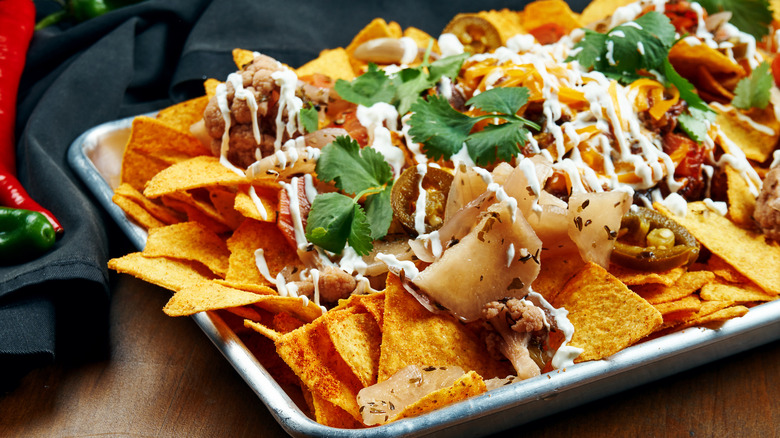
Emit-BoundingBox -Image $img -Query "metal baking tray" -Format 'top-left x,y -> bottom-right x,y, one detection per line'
68,113 -> 780,437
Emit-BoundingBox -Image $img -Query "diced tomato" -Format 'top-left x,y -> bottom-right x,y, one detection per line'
528,23 -> 568,45
772,55 -> 780,88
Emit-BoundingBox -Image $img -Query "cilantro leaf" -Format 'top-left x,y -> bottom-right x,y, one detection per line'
732,61 -> 773,110
315,136 -> 393,195
677,106 -> 716,143
307,135 -> 394,255
363,184 -> 394,240
334,64 -> 395,107
568,12 -> 676,84
408,94 -> 475,160
305,193 -> 373,255
697,0 -> 772,39
334,54 -> 468,114
662,58 -> 711,113
466,122 -> 530,165
408,87 -> 538,164
467,86 -> 530,116
300,106 -> 319,134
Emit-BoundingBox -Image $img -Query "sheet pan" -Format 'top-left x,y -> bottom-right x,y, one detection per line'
67,114 -> 780,437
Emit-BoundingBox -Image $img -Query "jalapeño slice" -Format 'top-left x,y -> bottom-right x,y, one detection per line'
611,206 -> 700,272
391,165 -> 453,236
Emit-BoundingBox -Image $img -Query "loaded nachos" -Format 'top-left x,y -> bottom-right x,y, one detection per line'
108,0 -> 780,429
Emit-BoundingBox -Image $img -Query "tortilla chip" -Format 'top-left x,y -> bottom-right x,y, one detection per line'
656,201 -> 780,295
700,278 -> 778,303
275,314 -> 365,421
395,370 -> 486,421
226,218 -> 303,287
233,48 -> 256,69
155,95 -> 210,133
143,155 -> 248,198
632,270 -> 716,305
533,254 -> 585,303
234,185 -> 277,222
143,221 -> 230,277
377,273 -> 514,382
706,254 -> 751,284
579,0 -> 634,26
108,252 -> 216,293
112,191 -> 167,229
204,78 -> 221,100
163,279 -> 271,316
608,264 -> 685,287
715,105 -> 780,163
653,294 -> 702,316
522,1 -> 582,41
553,262 -> 663,362
325,311 -> 382,387
124,115 -> 210,161
208,187 -> 245,229
724,164 -> 757,227
253,295 -> 324,324
403,26 -> 438,53
310,393 -> 365,429
114,183 -> 185,225
478,9 -> 525,44
677,304 -> 750,329
160,192 -> 233,235
669,40 -> 745,80
296,48 -> 356,81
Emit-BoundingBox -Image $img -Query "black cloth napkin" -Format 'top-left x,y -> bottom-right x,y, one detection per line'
2,0 -> 590,389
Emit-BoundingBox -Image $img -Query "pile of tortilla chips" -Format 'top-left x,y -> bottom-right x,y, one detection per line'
107,0 -> 780,430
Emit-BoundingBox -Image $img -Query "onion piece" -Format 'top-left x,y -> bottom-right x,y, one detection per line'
567,191 -> 631,268
356,365 -> 465,426
411,200 -> 543,322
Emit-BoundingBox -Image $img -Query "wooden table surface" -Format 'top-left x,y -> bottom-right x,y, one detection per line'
2,273 -> 779,437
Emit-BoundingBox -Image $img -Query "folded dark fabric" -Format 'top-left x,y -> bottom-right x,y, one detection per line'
3,0 -> 590,389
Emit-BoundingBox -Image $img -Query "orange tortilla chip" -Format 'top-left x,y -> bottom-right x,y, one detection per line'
208,187 -> 245,229
378,273 -> 514,382
700,278 -> 778,303
108,252 -> 216,293
345,18 -> 403,72
275,314 -> 365,421
142,221 -> 230,277
252,295 -> 324,323
155,95 -> 210,133
653,294 -> 702,316
296,48 -> 356,81
522,1 -> 582,38
112,191 -> 166,229
632,270 -> 715,305
579,0 -> 634,26
668,40 -> 745,79
609,264 -> 684,287
533,254 -> 585,303
124,115 -> 210,161
395,371 -> 486,421
226,219 -> 303,287
310,392 -> 365,429
553,262 -> 663,362
714,105 -> 779,163
325,311 -> 382,387
114,183 -> 185,225
656,201 -> 780,295
204,78 -> 221,100
724,164 -> 757,227
232,48 -> 255,69
163,279 -> 271,316
234,185 -> 277,222
143,156 -> 248,198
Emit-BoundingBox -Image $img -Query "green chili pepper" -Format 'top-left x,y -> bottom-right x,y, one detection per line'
610,207 -> 700,272
0,207 -> 57,264
36,0 -> 145,30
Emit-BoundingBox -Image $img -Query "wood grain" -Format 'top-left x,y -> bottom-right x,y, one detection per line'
1,274 -> 779,437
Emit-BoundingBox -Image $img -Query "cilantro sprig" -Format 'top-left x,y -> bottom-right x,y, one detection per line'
568,11 -> 715,142
304,136 -> 394,255
408,87 -> 540,165
334,51 -> 469,114
732,61 -> 773,110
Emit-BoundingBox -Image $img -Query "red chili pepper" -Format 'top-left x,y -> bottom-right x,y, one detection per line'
0,0 -> 63,234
